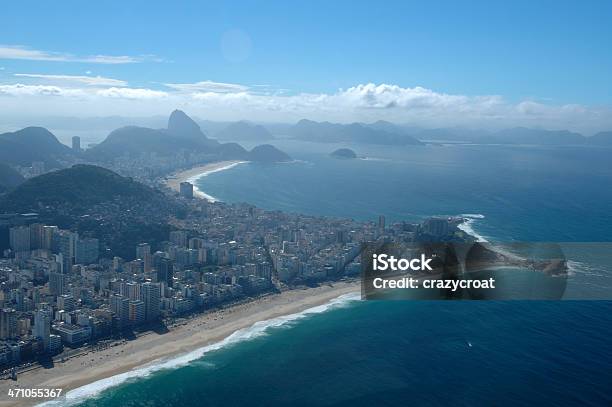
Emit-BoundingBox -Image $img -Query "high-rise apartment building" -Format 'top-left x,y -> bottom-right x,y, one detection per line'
33,308 -> 52,350
9,226 -> 30,253
141,282 -> 161,322
136,243 -> 152,272
71,136 -> 81,151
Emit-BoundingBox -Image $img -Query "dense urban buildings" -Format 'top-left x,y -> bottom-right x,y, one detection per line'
0,153 -> 467,373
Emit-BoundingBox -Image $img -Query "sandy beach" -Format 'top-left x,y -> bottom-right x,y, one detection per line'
0,281 -> 360,407
163,161 -> 246,201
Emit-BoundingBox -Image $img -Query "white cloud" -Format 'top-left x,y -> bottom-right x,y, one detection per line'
0,83 -> 86,97
0,45 -> 158,64
0,81 -> 610,134
95,87 -> 168,99
0,84 -> 166,100
14,73 -> 127,87
164,80 -> 249,93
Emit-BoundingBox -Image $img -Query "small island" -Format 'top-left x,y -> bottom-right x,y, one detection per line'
331,148 -> 357,159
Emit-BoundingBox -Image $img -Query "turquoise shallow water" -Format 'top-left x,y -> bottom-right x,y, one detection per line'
68,141 -> 612,407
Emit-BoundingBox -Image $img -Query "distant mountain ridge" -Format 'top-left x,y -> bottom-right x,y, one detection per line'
288,119 -> 423,146
377,125 -> 596,146
487,127 -> 585,145
275,119 -> 612,146
2,114 -> 611,174
87,110 -> 289,163
214,121 -> 275,142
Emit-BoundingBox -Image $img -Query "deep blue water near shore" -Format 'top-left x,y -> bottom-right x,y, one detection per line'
76,142 -> 612,406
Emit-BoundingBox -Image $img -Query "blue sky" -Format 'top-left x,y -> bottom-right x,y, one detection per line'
0,0 -> 611,132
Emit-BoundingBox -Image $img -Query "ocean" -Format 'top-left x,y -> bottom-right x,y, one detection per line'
64,141 -> 612,406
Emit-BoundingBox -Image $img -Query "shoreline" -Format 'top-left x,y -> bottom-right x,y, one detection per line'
163,160 -> 247,202
0,282 -> 360,407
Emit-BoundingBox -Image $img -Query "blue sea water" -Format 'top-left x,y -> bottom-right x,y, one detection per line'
198,140 -> 612,242
70,141 -> 612,407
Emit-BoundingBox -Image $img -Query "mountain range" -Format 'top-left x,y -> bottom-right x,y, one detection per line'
354,122 -> 612,146
288,119 -> 424,145
1,114 -> 611,177
0,110 -> 290,174
213,121 -> 275,142
85,110 -> 290,162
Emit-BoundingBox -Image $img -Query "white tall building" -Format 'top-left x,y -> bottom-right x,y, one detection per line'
136,243 -> 152,272
33,309 -> 52,350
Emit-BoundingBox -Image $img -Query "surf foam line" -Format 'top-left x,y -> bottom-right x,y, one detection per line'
457,213 -> 488,242
38,291 -> 361,407
187,161 -> 248,202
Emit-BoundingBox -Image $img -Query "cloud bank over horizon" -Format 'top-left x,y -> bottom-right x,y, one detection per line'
0,77 -> 610,135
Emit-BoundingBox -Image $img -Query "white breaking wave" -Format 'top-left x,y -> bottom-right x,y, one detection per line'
457,213 -> 488,242
460,213 -> 485,219
38,292 -> 361,407
566,260 -> 606,278
187,161 -> 248,202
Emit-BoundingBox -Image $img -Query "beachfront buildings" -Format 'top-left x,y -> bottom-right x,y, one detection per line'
0,184 -> 457,372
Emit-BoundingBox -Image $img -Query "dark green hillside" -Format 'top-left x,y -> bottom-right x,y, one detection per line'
1,164 -> 156,211
0,164 -> 180,260
0,127 -> 75,167
0,163 -> 25,193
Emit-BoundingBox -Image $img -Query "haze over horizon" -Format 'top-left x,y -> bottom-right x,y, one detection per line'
1,0 -> 612,134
